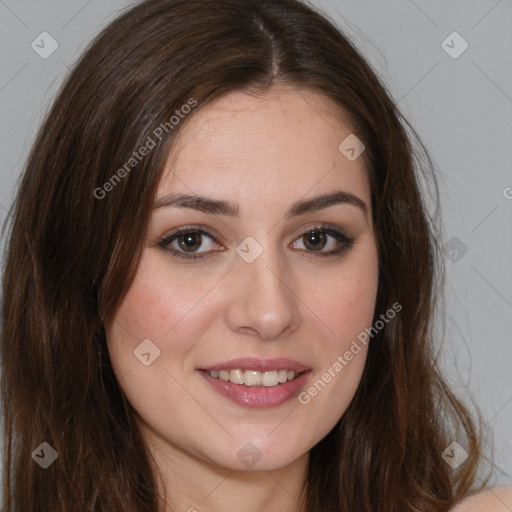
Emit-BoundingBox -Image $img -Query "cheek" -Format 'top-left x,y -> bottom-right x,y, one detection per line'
311,250 -> 379,356
329,275 -> 377,350
106,253 -> 212,371
296,245 -> 378,411
104,254 -> 215,433
295,254 -> 378,434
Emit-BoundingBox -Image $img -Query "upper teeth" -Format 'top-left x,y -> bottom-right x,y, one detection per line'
206,369 -> 298,387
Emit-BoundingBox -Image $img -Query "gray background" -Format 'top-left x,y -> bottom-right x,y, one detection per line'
1,0 -> 511,486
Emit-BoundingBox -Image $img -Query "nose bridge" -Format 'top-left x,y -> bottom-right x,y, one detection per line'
227,235 -> 301,340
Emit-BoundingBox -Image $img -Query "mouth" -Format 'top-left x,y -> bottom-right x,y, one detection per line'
197,357 -> 312,409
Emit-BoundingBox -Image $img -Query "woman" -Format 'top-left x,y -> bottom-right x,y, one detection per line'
1,0 -> 510,510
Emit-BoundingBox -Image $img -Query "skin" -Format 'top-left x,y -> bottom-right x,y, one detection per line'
451,487 -> 512,512
106,84 -> 380,512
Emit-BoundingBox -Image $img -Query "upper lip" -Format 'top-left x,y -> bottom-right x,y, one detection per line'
199,357 -> 311,373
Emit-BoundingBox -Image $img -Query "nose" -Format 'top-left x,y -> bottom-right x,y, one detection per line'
225,246 -> 302,341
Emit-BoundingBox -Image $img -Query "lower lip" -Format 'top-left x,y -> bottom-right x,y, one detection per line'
198,370 -> 311,409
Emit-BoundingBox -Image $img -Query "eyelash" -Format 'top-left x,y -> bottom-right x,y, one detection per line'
157,223 -> 355,260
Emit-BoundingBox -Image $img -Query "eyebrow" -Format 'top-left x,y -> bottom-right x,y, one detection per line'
153,190 -> 368,219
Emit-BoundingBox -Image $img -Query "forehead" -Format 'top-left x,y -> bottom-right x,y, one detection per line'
157,85 -> 370,218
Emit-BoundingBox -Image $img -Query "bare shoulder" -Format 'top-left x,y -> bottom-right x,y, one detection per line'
450,486 -> 512,511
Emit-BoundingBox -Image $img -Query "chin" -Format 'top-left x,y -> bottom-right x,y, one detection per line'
206,432 -> 311,472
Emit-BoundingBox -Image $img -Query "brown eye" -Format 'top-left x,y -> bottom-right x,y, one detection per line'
302,230 -> 328,251
177,232 -> 203,252
291,226 -> 355,256
158,227 -> 219,260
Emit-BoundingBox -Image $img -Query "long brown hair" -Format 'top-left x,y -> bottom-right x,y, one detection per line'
1,0 -> 489,510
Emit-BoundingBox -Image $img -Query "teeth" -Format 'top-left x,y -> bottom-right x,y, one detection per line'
262,371 -> 279,387
206,369 -> 299,387
230,369 -> 244,385
244,370 -> 261,387
278,369 -> 288,383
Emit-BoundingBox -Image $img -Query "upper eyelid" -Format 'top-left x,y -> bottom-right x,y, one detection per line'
160,223 -> 347,239
159,226 -> 218,245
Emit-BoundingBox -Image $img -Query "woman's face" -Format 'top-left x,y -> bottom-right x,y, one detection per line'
107,85 -> 379,472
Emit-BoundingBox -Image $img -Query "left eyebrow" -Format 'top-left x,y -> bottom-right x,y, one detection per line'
152,190 -> 369,218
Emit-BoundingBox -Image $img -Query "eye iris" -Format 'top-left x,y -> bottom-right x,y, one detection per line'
303,230 -> 327,251
178,233 -> 201,252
